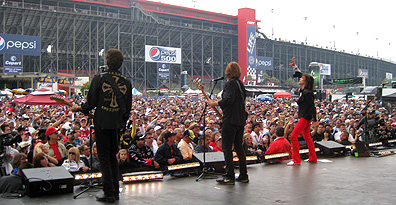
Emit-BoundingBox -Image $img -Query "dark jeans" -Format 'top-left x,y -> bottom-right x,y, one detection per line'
221,122 -> 247,180
95,128 -> 120,197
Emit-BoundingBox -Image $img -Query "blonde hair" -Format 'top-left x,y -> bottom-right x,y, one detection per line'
68,147 -> 80,162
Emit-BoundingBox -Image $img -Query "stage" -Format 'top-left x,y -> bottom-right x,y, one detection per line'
5,151 -> 396,204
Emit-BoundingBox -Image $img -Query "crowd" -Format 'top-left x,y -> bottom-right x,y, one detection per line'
1,93 -> 396,193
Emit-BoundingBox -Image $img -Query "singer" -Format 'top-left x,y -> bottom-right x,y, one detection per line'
208,62 -> 248,184
287,59 -> 317,166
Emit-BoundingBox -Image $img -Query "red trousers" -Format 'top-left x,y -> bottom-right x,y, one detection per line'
290,118 -> 317,164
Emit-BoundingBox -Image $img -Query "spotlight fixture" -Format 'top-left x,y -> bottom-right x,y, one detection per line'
122,171 -> 164,183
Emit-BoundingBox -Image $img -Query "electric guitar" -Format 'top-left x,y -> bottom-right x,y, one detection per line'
193,78 -> 223,119
50,95 -> 94,119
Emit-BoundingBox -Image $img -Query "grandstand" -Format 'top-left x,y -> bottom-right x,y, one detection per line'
0,0 -> 395,93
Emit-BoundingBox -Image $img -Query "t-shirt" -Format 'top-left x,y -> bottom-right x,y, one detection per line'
49,143 -> 62,160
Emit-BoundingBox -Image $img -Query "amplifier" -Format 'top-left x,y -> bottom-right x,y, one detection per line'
22,167 -> 74,197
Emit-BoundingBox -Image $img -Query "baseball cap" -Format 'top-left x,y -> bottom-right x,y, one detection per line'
154,125 -> 162,132
134,133 -> 145,141
188,122 -> 199,130
163,131 -> 176,140
216,136 -> 222,142
183,129 -> 194,140
45,127 -> 58,136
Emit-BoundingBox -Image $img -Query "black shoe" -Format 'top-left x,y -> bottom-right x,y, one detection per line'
216,177 -> 235,185
96,194 -> 115,203
236,176 -> 249,183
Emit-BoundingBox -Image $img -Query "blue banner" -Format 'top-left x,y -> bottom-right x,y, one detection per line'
37,75 -> 57,83
3,53 -> 23,73
58,77 -> 75,85
246,25 -> 256,79
158,63 -> 170,79
0,33 -> 41,55
256,56 -> 273,70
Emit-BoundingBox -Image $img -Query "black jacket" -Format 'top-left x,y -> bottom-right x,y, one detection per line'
128,143 -> 154,165
154,142 -> 183,166
218,78 -> 247,126
294,71 -> 316,121
81,71 -> 132,129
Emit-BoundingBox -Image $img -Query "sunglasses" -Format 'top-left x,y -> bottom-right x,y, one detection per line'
69,152 -> 76,155
41,157 -> 48,160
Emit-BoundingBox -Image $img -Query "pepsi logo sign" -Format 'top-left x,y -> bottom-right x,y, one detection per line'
150,47 -> 161,61
0,36 -> 5,51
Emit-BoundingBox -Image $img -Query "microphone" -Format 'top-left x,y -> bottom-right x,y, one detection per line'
212,76 -> 224,82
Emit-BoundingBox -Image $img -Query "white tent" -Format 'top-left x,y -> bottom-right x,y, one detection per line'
184,88 -> 201,94
132,87 -> 142,95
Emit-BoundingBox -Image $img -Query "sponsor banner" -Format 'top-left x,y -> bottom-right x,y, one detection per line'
358,69 -> 369,78
145,45 -> 181,64
158,63 -> 170,79
323,77 -> 363,85
309,62 -> 320,89
319,63 -> 331,75
256,69 -> 266,85
58,77 -> 75,85
37,75 -> 57,83
4,67 -> 22,73
246,25 -> 257,80
256,56 -> 273,70
3,53 -> 22,73
386,73 -> 393,80
0,33 -> 41,55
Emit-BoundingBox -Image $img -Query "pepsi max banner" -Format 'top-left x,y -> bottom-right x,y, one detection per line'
3,53 -> 22,73
145,45 -> 181,64
246,25 -> 257,78
158,63 -> 170,79
256,56 -> 273,70
358,69 -> 369,78
386,73 -> 393,80
319,63 -> 331,76
0,34 -> 41,55
58,77 -> 75,85
37,75 -> 57,83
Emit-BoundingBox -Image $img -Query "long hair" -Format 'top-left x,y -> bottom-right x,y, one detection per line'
33,152 -> 47,168
303,73 -> 314,91
12,153 -> 27,169
68,147 -> 81,162
225,62 -> 241,80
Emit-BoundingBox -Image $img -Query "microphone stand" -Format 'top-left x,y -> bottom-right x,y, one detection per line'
196,79 -> 220,181
74,119 -> 102,199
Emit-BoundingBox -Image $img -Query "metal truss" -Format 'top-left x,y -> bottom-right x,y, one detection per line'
0,0 -> 394,93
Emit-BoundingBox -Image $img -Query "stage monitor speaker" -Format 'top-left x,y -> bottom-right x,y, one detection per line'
316,141 -> 346,156
193,152 -> 225,173
354,141 -> 370,157
22,167 -> 74,197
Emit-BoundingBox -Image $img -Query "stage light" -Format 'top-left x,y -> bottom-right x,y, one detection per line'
233,155 -> 258,162
345,145 -> 355,150
388,139 -> 396,143
122,171 -> 163,183
167,162 -> 200,171
264,152 -> 289,160
368,142 -> 382,147
74,172 -> 102,181
299,148 -> 320,154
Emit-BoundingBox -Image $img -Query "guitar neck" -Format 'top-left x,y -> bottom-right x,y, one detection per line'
199,89 -> 223,119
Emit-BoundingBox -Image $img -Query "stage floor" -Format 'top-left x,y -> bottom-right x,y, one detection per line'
4,151 -> 396,205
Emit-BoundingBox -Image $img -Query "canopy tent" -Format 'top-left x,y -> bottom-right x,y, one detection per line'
132,87 -> 142,96
256,95 -> 274,101
12,88 -> 28,94
14,93 -> 71,105
361,86 -> 378,95
183,88 -> 201,95
55,90 -> 67,95
382,89 -> 396,101
273,91 -> 292,98
0,90 -> 13,97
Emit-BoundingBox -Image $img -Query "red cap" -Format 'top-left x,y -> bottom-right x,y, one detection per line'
45,127 -> 58,136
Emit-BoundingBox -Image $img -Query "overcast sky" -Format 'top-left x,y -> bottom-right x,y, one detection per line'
154,0 -> 396,62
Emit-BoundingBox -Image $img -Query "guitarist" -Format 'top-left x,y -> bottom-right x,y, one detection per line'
208,62 -> 248,185
71,49 -> 132,203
